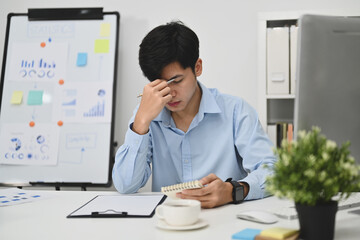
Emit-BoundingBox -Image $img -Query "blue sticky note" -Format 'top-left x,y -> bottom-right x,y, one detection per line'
27,90 -> 43,105
232,228 -> 262,240
76,52 -> 87,66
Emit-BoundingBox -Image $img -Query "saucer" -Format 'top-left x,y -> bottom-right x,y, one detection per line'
156,218 -> 208,231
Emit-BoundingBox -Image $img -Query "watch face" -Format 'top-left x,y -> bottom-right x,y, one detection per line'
235,185 -> 244,202
232,181 -> 244,203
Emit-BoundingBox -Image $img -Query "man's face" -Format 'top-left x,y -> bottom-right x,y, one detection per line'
160,59 -> 202,113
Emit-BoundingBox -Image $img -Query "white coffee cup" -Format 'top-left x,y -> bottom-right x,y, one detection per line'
156,199 -> 201,226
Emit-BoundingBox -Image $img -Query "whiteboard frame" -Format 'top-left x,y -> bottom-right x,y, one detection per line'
0,9 -> 120,188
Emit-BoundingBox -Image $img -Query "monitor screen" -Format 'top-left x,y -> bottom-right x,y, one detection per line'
294,14 -> 360,164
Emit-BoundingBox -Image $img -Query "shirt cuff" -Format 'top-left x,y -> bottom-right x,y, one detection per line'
126,122 -> 150,153
240,174 -> 265,200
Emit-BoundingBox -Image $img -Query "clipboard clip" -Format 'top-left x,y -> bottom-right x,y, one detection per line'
91,209 -> 128,217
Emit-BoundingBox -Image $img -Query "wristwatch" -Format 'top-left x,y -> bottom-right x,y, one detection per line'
225,178 -> 244,204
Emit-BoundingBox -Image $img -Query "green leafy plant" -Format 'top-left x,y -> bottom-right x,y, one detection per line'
267,126 -> 360,206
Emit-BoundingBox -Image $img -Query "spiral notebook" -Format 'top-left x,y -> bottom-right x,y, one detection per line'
161,180 -> 204,199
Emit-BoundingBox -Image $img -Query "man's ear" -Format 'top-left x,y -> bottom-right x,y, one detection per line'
195,58 -> 203,77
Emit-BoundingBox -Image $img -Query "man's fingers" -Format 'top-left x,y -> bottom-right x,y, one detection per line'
146,80 -> 167,92
159,86 -> 171,97
181,186 -> 211,196
142,80 -> 171,101
200,173 -> 219,185
162,94 -> 172,104
153,80 -> 168,91
176,192 -> 218,209
148,79 -> 162,87
177,192 -> 209,201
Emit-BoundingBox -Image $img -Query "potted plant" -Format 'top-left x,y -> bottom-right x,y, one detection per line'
266,126 -> 360,240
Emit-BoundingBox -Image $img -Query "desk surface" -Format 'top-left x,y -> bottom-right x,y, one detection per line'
1,190 -> 359,240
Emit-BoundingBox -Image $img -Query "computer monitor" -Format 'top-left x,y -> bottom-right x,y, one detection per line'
294,14 -> 360,164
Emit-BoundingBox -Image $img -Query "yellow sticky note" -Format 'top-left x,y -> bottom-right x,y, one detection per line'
11,91 -> 23,104
260,227 -> 299,239
100,23 -> 111,37
94,39 -> 110,53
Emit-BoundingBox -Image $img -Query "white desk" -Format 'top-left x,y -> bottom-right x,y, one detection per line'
1,191 -> 359,240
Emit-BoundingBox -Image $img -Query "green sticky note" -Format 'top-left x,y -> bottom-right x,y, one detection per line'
27,90 -> 43,105
100,23 -> 111,37
11,91 -> 23,104
94,39 -> 109,53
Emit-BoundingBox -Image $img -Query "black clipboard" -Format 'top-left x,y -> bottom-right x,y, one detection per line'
67,194 -> 166,218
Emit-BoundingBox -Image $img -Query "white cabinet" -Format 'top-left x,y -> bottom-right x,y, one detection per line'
257,10 -> 359,138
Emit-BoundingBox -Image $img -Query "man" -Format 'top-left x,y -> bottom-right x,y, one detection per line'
112,21 -> 276,208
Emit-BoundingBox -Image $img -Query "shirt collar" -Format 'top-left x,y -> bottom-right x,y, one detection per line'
153,81 -> 221,126
198,81 -> 221,115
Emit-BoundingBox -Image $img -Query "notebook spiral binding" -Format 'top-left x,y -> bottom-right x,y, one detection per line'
161,180 -> 203,199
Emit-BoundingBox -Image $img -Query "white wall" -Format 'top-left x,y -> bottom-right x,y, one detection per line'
0,0 -> 359,191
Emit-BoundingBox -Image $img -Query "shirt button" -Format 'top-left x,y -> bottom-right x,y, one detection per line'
184,159 -> 189,163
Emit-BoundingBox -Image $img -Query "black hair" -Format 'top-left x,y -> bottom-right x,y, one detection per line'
139,21 -> 199,81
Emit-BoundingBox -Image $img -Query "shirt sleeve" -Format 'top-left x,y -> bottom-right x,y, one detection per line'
233,100 -> 277,200
112,114 -> 153,194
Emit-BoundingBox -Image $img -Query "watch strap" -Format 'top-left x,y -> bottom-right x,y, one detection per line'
225,178 -> 244,204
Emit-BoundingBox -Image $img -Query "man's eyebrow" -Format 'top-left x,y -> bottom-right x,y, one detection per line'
168,74 -> 183,81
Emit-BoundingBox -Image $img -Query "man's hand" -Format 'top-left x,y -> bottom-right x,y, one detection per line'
176,173 -> 234,208
132,80 -> 172,135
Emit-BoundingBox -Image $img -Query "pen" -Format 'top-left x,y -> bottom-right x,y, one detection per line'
137,77 -> 177,98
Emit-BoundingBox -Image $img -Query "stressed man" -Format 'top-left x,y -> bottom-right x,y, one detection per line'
112,21 -> 276,208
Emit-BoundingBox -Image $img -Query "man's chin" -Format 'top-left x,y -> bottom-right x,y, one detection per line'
166,105 -> 184,112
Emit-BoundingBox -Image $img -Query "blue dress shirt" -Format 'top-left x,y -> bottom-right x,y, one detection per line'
112,82 -> 276,200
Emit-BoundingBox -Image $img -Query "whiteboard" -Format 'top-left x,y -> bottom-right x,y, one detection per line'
0,10 -> 119,186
